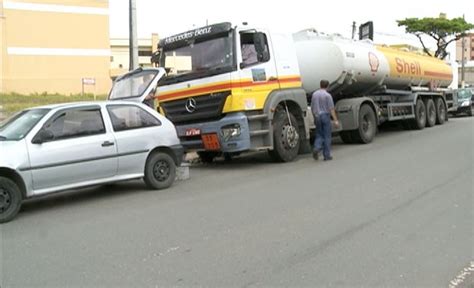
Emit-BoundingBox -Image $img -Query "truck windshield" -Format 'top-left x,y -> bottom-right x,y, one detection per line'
159,35 -> 234,84
0,108 -> 50,141
458,89 -> 472,100
109,70 -> 158,100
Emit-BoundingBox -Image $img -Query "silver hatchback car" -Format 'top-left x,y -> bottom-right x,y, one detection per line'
0,101 -> 183,223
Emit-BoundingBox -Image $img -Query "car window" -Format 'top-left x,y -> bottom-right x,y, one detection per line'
107,105 -> 161,132
43,108 -> 105,141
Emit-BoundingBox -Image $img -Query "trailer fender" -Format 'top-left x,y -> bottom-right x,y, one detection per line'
336,97 -> 379,131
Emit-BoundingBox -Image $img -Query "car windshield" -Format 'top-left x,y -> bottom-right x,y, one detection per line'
457,89 -> 472,100
160,35 -> 234,83
109,70 -> 158,100
0,108 -> 50,141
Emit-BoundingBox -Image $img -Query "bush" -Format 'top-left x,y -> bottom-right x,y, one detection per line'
0,93 -> 108,116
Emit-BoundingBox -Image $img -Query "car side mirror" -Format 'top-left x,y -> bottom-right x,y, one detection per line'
32,129 -> 54,144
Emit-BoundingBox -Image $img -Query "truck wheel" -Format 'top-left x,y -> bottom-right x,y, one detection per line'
269,108 -> 300,162
434,98 -> 446,125
425,99 -> 436,127
411,99 -> 426,130
197,151 -> 218,163
352,104 -> 376,144
0,176 -> 22,223
144,152 -> 176,190
339,131 -> 354,144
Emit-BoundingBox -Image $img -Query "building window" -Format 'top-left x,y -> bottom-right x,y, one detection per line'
139,50 -> 153,57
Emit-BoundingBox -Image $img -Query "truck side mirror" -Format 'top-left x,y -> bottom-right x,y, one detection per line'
253,32 -> 270,62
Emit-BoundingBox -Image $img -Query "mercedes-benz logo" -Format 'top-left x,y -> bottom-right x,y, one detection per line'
185,98 -> 197,113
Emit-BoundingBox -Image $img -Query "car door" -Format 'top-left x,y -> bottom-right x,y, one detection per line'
27,106 -> 117,193
237,29 -> 279,110
106,104 -> 162,176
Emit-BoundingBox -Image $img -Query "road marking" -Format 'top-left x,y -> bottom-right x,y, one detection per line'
449,261 -> 474,288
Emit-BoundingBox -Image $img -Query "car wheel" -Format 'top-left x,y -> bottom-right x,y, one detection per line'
144,152 -> 176,190
0,176 -> 22,223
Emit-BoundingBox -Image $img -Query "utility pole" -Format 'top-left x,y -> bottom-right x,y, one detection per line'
351,21 -> 356,40
129,0 -> 139,71
460,14 -> 466,88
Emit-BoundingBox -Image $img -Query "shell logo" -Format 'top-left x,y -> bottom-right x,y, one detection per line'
368,52 -> 380,72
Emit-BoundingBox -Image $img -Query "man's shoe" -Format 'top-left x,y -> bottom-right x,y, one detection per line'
312,150 -> 319,160
324,156 -> 333,161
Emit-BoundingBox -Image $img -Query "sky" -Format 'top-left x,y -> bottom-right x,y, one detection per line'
109,0 -> 474,57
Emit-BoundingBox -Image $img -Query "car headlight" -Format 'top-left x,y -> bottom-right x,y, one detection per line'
221,124 -> 241,142
461,100 -> 471,107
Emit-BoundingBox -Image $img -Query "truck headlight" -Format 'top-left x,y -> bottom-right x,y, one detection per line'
461,100 -> 471,107
221,124 -> 241,142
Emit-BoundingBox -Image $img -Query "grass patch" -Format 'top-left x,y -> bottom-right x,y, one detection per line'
0,93 -> 108,116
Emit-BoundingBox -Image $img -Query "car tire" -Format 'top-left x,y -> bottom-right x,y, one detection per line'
468,106 -> 473,117
0,176 -> 22,223
144,152 -> 176,190
434,98 -> 446,125
268,108 -> 300,162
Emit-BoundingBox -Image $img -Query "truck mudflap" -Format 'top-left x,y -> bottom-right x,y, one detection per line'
175,112 -> 251,153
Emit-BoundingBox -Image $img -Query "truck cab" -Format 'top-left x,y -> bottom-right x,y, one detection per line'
153,22 -> 310,162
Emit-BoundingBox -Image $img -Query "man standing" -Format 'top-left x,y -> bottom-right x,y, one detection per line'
311,80 -> 339,161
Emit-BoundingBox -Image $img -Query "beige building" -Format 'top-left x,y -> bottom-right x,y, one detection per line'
456,33 -> 474,86
0,0 -> 111,94
110,34 -> 159,80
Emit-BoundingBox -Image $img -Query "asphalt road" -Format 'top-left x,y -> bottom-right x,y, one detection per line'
1,117 -> 473,287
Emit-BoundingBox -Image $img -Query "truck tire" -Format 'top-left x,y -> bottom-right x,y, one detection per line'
411,98 -> 426,130
352,104 -> 376,144
197,151 -> 218,163
268,108 -> 300,162
434,98 -> 446,125
425,98 -> 436,127
0,176 -> 22,223
339,131 -> 354,144
144,152 -> 176,190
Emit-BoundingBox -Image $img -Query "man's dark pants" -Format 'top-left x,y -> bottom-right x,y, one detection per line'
313,113 -> 332,159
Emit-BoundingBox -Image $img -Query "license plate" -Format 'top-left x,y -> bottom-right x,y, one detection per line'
201,133 -> 221,151
185,128 -> 201,136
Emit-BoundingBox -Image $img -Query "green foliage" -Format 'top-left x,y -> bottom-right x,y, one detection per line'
397,17 -> 474,59
0,93 -> 107,116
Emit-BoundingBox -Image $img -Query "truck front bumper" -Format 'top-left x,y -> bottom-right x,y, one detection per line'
175,112 -> 251,153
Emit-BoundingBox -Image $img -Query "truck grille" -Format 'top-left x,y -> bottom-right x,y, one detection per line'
161,91 -> 230,124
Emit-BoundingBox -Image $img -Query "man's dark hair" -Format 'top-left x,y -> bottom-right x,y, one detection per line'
320,80 -> 330,89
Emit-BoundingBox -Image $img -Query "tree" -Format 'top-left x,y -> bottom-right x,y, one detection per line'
397,16 -> 474,60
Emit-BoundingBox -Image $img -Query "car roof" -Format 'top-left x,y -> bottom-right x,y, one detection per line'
28,101 -> 143,111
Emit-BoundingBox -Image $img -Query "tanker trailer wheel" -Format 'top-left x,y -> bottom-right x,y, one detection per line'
424,98 -> 436,127
268,108 -> 300,162
352,104 -> 376,144
434,98 -> 446,125
410,98 -> 427,130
